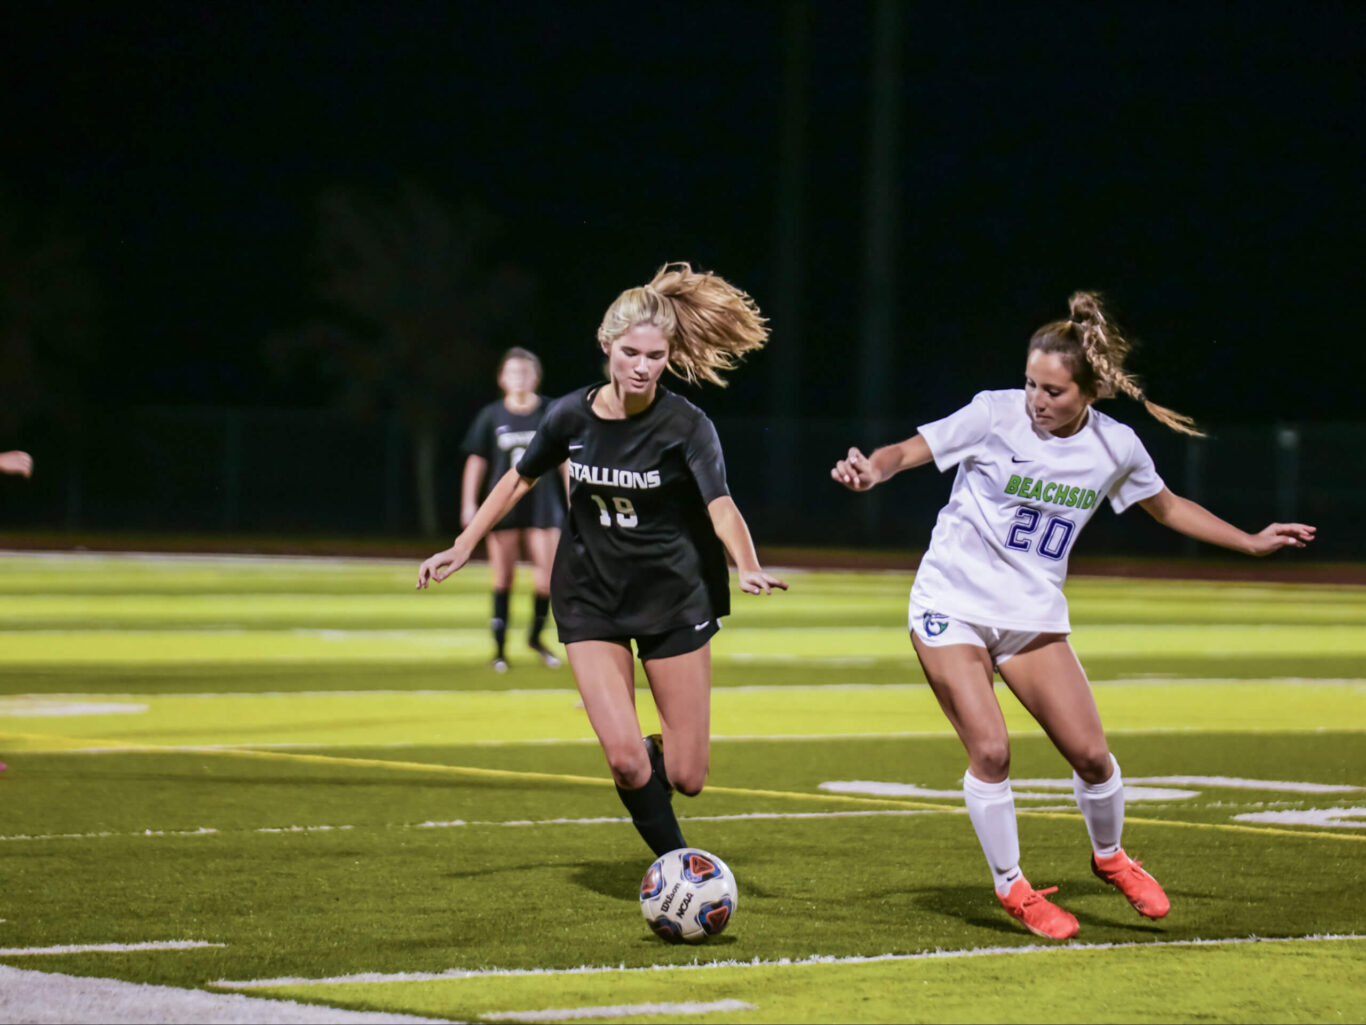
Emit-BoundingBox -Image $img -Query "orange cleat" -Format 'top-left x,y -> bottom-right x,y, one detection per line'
997,877 -> 1080,940
1092,849 -> 1170,919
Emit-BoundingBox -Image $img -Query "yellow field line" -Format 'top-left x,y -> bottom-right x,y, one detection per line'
7,730 -> 1364,844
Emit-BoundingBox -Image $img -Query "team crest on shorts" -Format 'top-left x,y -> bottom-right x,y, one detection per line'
922,611 -> 950,637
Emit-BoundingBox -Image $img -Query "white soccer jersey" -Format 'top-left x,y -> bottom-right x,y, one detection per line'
909,389 -> 1165,633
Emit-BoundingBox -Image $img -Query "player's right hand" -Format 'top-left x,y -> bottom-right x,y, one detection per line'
416,544 -> 471,589
831,447 -> 877,492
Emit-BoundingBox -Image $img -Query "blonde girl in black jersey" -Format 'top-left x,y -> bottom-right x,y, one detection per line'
420,263 -> 786,859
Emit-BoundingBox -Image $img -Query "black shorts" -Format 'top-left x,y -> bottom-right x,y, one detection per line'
558,618 -> 721,660
492,477 -> 564,531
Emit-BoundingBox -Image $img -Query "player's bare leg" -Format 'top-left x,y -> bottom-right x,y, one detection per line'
999,636 -> 1169,919
486,529 -> 519,592
911,635 -> 1007,781
525,527 -> 557,595
643,645 -> 712,797
913,634 -> 1078,939
485,530 -> 521,671
524,526 -> 560,667
995,635 -> 1110,782
568,639 -> 684,856
566,640 -> 646,786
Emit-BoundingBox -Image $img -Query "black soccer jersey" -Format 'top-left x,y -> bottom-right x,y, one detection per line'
515,384 -> 732,638
460,397 -> 564,531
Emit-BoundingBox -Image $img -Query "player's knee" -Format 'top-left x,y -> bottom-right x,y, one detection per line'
674,759 -> 715,798
605,745 -> 650,788
1073,748 -> 1113,785
973,739 -> 1011,779
673,764 -> 708,797
972,748 -> 1016,776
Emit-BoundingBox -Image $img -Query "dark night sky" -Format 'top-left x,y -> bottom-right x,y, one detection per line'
5,0 -> 1364,427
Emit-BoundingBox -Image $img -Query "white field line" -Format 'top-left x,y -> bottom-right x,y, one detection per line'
214,932 -> 1366,988
1235,808 -> 1366,828
483,1000 -> 756,1022
0,549 -> 418,567
0,940 -> 223,956
0,702 -> 149,717
2,678 -> 1363,706
10,677 -> 1366,697
0,810 -> 941,844
0,965 -> 454,1025
8,790 -> 1366,845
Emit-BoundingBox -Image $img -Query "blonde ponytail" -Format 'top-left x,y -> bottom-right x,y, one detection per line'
597,262 -> 769,387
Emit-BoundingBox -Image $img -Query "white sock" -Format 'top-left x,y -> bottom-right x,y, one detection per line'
1073,753 -> 1124,859
963,770 -> 1023,896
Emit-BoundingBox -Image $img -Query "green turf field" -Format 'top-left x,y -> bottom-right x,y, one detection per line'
0,551 -> 1363,1024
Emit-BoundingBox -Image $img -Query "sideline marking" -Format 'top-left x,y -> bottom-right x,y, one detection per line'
214,932 -> 1366,987
1235,808 -> 1366,828
483,1000 -> 756,1022
0,810 -> 938,844
0,700 -> 148,717
0,940 -> 223,956
0,965 -> 452,1024
6,730 -> 1364,844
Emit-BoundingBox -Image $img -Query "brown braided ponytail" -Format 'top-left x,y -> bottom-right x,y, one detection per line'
596,263 -> 769,387
1029,292 -> 1204,436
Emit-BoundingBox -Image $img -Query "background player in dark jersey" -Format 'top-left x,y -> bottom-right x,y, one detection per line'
460,347 -> 566,672
419,262 -> 786,857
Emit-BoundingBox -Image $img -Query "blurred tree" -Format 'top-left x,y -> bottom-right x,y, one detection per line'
0,184 -> 100,436
270,182 -> 533,536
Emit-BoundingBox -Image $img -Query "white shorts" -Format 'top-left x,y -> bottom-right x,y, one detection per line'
907,599 -> 1049,666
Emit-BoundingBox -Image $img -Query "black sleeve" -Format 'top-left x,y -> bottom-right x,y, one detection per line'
684,413 -> 729,504
515,398 -> 570,480
460,403 -> 494,459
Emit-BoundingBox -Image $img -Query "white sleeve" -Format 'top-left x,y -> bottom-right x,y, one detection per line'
1108,432 -> 1166,513
917,392 -> 994,472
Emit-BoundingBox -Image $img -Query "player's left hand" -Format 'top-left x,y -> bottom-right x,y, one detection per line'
1246,522 -> 1316,556
0,450 -> 33,477
738,569 -> 788,595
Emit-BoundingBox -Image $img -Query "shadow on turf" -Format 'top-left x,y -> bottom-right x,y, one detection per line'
569,859 -> 780,905
910,884 -> 1167,937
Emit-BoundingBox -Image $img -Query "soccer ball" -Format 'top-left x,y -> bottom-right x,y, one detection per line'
639,847 -> 738,944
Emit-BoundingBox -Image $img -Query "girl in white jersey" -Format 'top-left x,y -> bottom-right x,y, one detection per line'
832,292 -> 1316,940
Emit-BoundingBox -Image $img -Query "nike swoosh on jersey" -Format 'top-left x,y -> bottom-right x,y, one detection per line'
568,443 -> 584,451
1011,455 -> 1029,463
694,620 -> 712,631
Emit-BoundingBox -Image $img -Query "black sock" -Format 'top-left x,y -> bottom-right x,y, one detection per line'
491,590 -> 510,659
616,775 -> 686,856
529,593 -> 550,648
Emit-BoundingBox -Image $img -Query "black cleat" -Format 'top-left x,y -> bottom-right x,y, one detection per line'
643,733 -> 672,794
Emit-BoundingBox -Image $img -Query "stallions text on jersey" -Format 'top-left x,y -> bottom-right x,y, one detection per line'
910,389 -> 1165,633
515,385 -> 731,638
